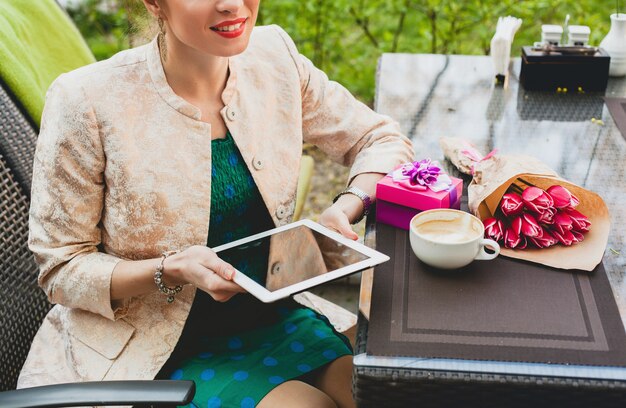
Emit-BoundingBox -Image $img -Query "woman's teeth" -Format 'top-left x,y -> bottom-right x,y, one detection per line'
214,23 -> 243,32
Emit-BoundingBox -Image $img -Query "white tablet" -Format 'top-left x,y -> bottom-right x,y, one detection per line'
212,219 -> 389,303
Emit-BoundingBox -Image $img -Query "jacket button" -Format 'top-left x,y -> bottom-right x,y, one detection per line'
225,106 -> 236,121
252,156 -> 264,170
276,205 -> 287,219
270,262 -> 281,275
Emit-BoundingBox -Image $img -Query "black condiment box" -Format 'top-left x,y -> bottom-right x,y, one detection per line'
519,46 -> 610,92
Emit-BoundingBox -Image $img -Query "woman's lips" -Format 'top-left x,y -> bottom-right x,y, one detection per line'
210,18 -> 247,39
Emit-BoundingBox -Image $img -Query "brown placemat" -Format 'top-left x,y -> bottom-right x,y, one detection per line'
604,97 -> 626,141
367,222 -> 626,366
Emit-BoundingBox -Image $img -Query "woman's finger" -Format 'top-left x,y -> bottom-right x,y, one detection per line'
185,262 -> 245,295
320,205 -> 360,240
332,213 -> 359,241
337,223 -> 359,240
198,250 -> 236,280
196,271 -> 246,302
210,291 -> 237,303
203,270 -> 244,292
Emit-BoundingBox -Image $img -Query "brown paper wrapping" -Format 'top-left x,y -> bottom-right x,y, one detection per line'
440,137 -> 610,271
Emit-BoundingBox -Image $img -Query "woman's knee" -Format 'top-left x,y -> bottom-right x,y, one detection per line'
311,356 -> 355,408
257,380 -> 337,408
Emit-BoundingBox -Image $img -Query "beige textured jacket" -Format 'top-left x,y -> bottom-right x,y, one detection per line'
19,25 -> 413,389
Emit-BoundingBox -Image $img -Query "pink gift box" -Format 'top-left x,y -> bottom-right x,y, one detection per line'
376,175 -> 463,230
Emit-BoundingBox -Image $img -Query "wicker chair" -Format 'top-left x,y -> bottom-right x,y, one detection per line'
0,80 -> 194,407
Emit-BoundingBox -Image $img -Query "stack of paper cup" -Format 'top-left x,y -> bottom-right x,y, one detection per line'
541,24 -> 563,45
568,25 -> 591,46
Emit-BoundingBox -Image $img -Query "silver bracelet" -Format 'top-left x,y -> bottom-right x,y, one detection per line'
154,250 -> 183,303
332,186 -> 372,224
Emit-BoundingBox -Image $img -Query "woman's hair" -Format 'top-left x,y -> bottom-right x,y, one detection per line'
123,0 -> 158,46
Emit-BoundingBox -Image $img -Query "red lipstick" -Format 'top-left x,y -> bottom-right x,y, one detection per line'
210,17 -> 247,39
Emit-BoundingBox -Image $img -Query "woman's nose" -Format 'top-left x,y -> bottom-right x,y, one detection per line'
216,0 -> 244,14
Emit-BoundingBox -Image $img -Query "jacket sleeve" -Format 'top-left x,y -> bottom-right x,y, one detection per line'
272,25 -> 414,183
28,75 -> 126,321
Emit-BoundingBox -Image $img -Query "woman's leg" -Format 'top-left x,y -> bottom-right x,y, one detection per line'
311,355 -> 356,408
342,325 -> 357,348
257,380 -> 338,408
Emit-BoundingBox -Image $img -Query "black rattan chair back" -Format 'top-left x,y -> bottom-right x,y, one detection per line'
0,82 -> 52,391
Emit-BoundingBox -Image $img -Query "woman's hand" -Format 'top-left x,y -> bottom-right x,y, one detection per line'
320,174 -> 387,240
319,201 -> 359,241
162,245 -> 246,302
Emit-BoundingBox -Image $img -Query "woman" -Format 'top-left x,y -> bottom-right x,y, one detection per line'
19,0 -> 413,406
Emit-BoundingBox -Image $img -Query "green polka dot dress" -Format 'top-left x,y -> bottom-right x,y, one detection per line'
156,132 -> 352,408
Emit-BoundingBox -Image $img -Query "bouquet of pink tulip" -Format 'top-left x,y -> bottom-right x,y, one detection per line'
440,137 -> 610,271
483,181 -> 591,249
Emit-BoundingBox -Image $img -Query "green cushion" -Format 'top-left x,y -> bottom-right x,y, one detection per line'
294,155 -> 314,221
0,0 -> 95,126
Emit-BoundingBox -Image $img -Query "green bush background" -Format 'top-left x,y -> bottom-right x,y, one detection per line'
68,0 -> 616,105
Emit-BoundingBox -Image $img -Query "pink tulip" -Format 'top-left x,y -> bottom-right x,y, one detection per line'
504,225 -> 527,249
522,187 -> 554,214
529,229 -> 558,248
536,207 -> 556,224
571,230 -> 585,243
520,213 -> 543,238
500,193 -> 524,216
511,216 -> 522,233
484,217 -> 504,242
547,185 -> 580,209
552,229 -> 576,246
553,212 -> 573,234
563,208 -> 591,232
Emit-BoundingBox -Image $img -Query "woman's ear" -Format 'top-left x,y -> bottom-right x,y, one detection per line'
141,0 -> 162,18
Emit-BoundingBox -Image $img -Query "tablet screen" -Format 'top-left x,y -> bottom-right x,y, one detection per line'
218,225 -> 369,292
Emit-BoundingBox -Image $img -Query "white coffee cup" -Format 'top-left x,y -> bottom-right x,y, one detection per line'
409,209 -> 500,269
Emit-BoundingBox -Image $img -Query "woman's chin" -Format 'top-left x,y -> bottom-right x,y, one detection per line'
204,41 -> 251,58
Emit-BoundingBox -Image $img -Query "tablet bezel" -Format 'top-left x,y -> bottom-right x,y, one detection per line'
212,219 -> 389,303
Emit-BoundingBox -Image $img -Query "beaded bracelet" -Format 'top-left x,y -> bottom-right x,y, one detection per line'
154,250 -> 183,303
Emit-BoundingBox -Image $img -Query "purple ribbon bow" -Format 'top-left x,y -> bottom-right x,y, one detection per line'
401,159 -> 442,187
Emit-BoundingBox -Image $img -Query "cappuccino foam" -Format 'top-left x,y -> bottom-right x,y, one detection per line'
414,218 -> 480,243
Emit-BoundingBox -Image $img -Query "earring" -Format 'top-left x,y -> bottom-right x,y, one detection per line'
157,16 -> 167,62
